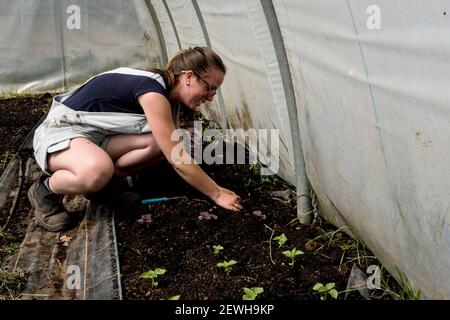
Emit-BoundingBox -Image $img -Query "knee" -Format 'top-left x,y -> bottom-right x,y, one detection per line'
79,159 -> 114,192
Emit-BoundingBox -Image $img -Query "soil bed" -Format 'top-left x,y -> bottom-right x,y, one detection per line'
115,125 -> 389,301
0,93 -> 51,177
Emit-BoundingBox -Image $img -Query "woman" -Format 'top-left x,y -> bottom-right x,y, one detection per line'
28,47 -> 243,232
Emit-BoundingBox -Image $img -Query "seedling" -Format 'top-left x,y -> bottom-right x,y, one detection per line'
282,248 -> 304,267
213,244 -> 224,254
0,243 -> 19,255
168,295 -> 180,300
0,268 -> 29,300
198,211 -> 218,220
273,233 -> 287,248
249,162 -> 260,175
242,287 -> 264,300
217,260 -> 237,274
252,211 -> 266,220
141,268 -> 167,287
313,282 -> 339,300
137,213 -> 153,224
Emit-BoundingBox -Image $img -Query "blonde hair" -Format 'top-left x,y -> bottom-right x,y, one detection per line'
148,46 -> 226,91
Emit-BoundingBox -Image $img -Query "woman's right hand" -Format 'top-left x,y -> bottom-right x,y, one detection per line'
213,186 -> 243,212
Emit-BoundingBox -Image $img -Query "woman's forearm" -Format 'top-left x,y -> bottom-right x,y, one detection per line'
172,162 -> 220,200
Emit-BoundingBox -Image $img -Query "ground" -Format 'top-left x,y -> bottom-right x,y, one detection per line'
0,93 -> 51,177
116,160 -> 356,300
0,93 -> 52,298
0,94 -> 397,300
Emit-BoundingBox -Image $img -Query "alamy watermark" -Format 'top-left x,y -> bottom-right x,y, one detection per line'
63,4 -> 381,31
366,265 -> 381,289
366,5 -> 381,30
66,264 -> 81,290
170,121 -> 280,176
66,5 -> 81,30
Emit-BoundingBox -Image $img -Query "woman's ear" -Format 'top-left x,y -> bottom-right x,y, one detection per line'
184,70 -> 192,86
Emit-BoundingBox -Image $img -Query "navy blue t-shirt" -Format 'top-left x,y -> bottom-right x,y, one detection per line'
63,70 -> 168,114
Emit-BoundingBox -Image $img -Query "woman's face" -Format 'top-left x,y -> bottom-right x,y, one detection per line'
181,67 -> 224,110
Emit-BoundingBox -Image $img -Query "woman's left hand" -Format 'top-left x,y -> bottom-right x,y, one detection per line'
213,186 -> 243,212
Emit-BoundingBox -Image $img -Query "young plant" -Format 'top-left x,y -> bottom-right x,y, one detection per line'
313,282 -> 339,300
137,213 -> 153,225
252,211 -> 266,220
141,268 -> 166,287
381,268 -> 421,300
198,211 -> 218,220
168,295 -> 180,300
282,248 -> 304,267
242,287 -> 264,300
248,162 -> 260,175
213,244 -> 224,254
0,268 -> 28,300
273,233 -> 287,248
0,243 -> 19,255
217,260 -> 237,274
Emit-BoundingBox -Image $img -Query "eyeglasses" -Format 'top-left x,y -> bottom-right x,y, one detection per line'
182,70 -> 218,96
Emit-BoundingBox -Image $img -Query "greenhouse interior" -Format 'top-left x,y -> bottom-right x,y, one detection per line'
0,0 -> 449,302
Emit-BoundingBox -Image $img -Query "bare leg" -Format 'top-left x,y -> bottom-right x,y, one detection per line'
47,134 -> 162,195
105,133 -> 163,177
47,138 -> 114,194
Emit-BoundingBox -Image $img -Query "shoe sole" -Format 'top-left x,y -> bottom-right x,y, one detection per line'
35,216 -> 78,233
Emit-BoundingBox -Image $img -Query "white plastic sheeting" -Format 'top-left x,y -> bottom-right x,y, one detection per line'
0,0 -> 161,92
272,1 -> 450,299
2,0 -> 450,298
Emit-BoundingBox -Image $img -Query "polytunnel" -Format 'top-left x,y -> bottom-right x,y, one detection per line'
1,0 -> 450,300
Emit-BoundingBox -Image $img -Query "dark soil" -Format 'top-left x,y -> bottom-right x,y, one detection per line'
116,161 -> 342,300
0,93 -> 52,176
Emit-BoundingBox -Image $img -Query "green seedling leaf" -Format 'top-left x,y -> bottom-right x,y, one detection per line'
329,289 -> 338,299
318,286 -> 329,293
282,248 -> 304,266
313,283 -> 323,291
168,295 -> 180,300
273,234 -> 287,248
242,287 -> 264,300
313,282 -> 339,300
325,283 -> 336,291
213,244 -> 224,254
217,260 -> 237,274
141,268 -> 167,287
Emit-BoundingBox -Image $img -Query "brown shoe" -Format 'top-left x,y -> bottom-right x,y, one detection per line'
28,175 -> 79,232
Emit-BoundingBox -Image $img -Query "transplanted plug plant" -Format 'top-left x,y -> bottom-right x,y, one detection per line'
141,268 -> 167,287
282,248 -> 304,267
252,210 -> 266,220
212,244 -> 224,254
198,211 -> 218,220
242,287 -> 264,300
313,282 -> 339,300
273,233 -> 287,248
217,260 -> 237,274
